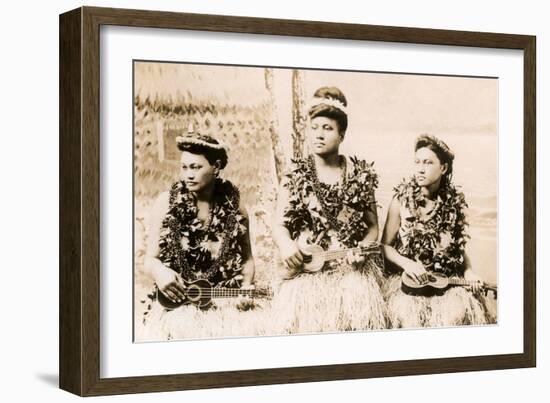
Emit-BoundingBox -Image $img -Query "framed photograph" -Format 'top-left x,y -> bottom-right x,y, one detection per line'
59,6 -> 536,396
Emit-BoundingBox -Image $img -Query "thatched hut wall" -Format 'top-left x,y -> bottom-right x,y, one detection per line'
133,62 -> 280,283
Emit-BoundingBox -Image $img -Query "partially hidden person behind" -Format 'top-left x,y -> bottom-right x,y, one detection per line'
271,86 -> 387,333
381,134 -> 497,328
140,129 -> 255,340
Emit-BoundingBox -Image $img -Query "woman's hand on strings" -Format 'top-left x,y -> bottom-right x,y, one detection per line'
154,265 -> 186,303
403,260 -> 429,284
281,240 -> 308,271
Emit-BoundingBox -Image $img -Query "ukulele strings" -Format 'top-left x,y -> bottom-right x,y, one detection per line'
180,290 -> 264,297
408,278 -> 494,289
317,246 -> 379,259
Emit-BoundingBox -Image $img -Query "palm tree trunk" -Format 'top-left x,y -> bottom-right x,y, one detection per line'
291,69 -> 307,159
264,68 -> 287,181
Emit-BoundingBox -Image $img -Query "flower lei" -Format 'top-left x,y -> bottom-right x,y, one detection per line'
157,178 -> 248,288
283,155 -> 378,248
393,177 -> 470,277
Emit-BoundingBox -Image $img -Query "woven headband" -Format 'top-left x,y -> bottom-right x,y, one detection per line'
415,134 -> 455,161
176,134 -> 225,150
306,97 -> 348,115
176,122 -> 226,151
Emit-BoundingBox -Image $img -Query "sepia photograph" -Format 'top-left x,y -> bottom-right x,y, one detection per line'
133,60 -> 498,342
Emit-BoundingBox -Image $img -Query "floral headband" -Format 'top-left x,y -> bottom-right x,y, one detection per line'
176,123 -> 226,151
415,134 -> 455,161
306,96 -> 348,115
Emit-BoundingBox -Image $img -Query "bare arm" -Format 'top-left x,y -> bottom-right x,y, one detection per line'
271,179 -> 306,271
381,196 -> 427,281
272,180 -> 293,250
463,253 -> 484,293
144,192 -> 168,274
362,202 -> 379,244
239,207 -> 255,288
344,201 -> 379,267
144,192 -> 185,302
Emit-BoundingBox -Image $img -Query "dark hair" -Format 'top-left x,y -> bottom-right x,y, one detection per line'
415,134 -> 454,187
308,86 -> 348,135
177,142 -> 228,169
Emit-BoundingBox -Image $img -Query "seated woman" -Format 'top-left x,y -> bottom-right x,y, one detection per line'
271,86 -> 387,334
139,130 -> 255,340
381,134 -> 496,328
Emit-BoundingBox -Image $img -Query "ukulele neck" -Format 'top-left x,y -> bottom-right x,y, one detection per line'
210,288 -> 256,298
448,278 -> 497,290
448,278 -> 472,286
316,245 -> 378,261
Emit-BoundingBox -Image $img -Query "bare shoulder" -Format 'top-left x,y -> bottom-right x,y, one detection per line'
148,191 -> 170,225
381,196 -> 402,244
238,203 -> 250,219
388,194 -> 401,213
152,191 -> 170,211
145,191 -> 171,255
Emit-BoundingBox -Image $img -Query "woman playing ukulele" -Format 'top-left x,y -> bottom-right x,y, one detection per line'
139,130 -> 255,340
271,86 -> 387,333
381,134 -> 496,328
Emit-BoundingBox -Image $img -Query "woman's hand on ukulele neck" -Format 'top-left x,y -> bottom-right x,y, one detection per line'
464,268 -> 484,295
345,249 -> 365,267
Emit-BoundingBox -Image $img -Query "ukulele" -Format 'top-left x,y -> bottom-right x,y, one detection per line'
401,271 -> 498,297
156,279 -> 272,309
297,232 -> 384,273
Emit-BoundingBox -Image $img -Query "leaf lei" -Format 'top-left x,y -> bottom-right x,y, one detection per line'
394,177 -> 470,277
283,155 -> 378,248
157,178 -> 248,288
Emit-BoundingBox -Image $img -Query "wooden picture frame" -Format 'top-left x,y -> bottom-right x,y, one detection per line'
59,6 -> 536,396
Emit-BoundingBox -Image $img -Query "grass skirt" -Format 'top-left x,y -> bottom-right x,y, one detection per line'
383,275 -> 497,328
136,296 -> 275,342
136,261 -> 388,341
268,262 -> 388,334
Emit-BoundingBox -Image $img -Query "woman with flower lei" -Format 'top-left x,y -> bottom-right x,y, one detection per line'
139,131 -> 255,340
381,134 -> 496,328
271,86 -> 387,333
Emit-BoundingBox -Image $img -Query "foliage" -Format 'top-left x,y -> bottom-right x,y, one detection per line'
158,179 -> 247,287
283,155 -> 379,248
393,177 -> 470,276
134,93 -> 279,299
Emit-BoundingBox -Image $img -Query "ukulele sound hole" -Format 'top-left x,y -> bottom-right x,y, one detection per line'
186,286 -> 201,301
303,254 -> 312,263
